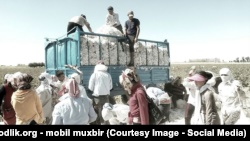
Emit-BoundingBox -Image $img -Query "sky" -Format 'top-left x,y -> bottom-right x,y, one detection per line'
0,0 -> 250,66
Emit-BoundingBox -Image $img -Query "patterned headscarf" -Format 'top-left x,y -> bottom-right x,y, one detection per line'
14,73 -> 33,90
65,78 -> 80,98
3,73 -> 13,84
119,68 -> 139,94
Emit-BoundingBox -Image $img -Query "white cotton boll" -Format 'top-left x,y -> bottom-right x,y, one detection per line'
134,42 -> 146,66
113,104 -> 130,123
109,117 -> 120,125
80,25 -> 170,66
102,108 -> 114,121
95,25 -> 123,42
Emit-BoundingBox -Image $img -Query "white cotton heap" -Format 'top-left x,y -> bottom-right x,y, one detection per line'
80,25 -> 169,66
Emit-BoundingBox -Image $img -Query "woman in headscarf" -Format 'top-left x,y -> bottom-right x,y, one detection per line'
0,74 -> 17,125
119,67 -> 149,125
36,72 -> 53,125
70,73 -> 89,99
218,68 -> 247,125
11,72 -> 44,125
52,78 -> 97,125
188,70 -> 220,125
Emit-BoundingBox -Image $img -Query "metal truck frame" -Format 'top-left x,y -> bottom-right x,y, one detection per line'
44,27 -> 170,97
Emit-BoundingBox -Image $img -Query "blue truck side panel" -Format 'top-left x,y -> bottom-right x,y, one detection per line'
45,27 -> 170,96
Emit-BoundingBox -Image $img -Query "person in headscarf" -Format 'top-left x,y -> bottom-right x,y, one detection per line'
183,68 -> 222,125
218,68 -> 247,125
102,103 -> 130,125
119,67 -> 149,125
36,72 -> 53,125
188,70 -> 220,125
88,61 -> 113,125
52,78 -> 97,125
70,73 -> 89,99
145,86 -> 171,123
0,74 -> 17,125
164,76 -> 187,109
11,72 -> 44,125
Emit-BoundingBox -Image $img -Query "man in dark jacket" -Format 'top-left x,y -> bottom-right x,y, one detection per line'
124,11 -> 140,66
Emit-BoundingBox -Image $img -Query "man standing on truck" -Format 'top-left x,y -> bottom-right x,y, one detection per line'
106,6 -> 123,34
67,14 -> 94,35
124,11 -> 140,66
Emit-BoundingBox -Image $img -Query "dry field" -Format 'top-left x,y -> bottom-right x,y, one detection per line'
170,63 -> 250,89
1,63 -> 249,88
0,66 -> 45,88
0,63 -> 250,124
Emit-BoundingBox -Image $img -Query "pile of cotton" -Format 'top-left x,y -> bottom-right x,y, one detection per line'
80,25 -> 169,66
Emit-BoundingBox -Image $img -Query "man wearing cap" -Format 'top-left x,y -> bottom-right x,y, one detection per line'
67,14 -> 93,35
106,6 -> 123,34
124,11 -> 140,66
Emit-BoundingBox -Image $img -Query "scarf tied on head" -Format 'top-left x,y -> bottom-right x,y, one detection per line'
14,73 -> 33,90
66,78 -> 80,98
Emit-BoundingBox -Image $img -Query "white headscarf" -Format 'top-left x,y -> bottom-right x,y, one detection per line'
193,84 -> 209,124
219,68 -> 234,84
36,72 -> 52,94
70,73 -> 81,84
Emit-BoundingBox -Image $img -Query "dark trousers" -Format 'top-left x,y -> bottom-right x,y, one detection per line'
171,94 -> 184,108
67,22 -> 83,35
185,103 -> 195,125
93,95 -> 110,125
158,104 -> 171,123
127,35 -> 135,52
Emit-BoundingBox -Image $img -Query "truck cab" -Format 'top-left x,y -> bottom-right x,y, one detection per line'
44,27 -> 170,97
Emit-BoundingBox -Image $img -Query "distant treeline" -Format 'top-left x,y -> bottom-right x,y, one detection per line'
188,57 -> 250,63
28,62 -> 45,67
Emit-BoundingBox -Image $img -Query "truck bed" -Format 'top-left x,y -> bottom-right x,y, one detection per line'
45,27 -> 170,97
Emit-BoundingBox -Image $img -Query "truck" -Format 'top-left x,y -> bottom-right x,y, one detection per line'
44,27 -> 170,98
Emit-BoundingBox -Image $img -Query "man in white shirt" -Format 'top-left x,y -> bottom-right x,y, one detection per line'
106,6 -> 123,34
52,79 -> 97,125
67,14 -> 93,35
88,61 -> 113,125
